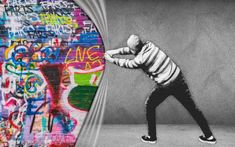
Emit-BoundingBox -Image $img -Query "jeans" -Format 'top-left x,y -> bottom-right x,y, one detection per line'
145,72 -> 213,138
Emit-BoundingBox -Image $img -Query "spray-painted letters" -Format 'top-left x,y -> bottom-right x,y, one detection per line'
0,0 -> 104,146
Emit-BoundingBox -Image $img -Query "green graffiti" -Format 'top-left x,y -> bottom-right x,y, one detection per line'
74,72 -> 102,86
42,116 -> 47,132
68,86 -> 98,111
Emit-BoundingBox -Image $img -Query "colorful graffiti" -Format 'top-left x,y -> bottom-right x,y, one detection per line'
0,0 -> 105,146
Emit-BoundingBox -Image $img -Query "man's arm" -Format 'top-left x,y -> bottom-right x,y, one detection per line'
106,47 -> 132,56
105,53 -> 142,69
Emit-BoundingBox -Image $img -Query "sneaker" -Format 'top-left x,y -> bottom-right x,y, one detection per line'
199,135 -> 217,144
141,135 -> 157,144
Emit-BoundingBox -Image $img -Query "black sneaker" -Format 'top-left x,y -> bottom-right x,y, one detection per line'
199,135 -> 217,144
141,135 -> 157,144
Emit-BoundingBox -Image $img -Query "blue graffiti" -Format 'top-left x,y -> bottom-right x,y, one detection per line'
26,96 -> 44,115
5,45 -> 61,68
54,115 -> 76,134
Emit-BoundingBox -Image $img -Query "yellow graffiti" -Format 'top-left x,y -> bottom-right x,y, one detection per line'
65,45 -> 103,70
76,46 -> 86,62
4,39 -> 20,59
39,13 -> 79,28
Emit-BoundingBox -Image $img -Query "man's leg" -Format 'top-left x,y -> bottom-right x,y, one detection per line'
145,86 -> 170,138
172,75 -> 213,138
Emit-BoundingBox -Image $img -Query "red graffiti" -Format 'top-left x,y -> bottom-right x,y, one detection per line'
0,62 -> 2,76
40,64 -> 65,114
8,111 -> 20,129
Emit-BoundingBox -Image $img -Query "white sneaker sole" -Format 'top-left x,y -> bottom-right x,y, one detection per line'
141,138 -> 157,144
199,138 -> 217,144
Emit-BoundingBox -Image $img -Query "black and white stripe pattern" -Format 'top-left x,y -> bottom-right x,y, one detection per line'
113,41 -> 180,85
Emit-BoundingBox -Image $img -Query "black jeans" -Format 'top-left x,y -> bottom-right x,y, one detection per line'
145,72 -> 213,138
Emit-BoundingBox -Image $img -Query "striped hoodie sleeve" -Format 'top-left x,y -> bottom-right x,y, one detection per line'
113,54 -> 143,69
119,47 -> 133,55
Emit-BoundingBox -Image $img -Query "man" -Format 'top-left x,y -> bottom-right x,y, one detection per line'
104,34 -> 216,144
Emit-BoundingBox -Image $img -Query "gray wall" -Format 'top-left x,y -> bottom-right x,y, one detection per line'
103,0 -> 235,125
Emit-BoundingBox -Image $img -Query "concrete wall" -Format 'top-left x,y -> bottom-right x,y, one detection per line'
103,0 -> 235,125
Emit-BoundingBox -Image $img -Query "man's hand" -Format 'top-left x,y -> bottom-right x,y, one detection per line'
106,48 -> 123,56
104,53 -> 115,63
106,50 -> 115,57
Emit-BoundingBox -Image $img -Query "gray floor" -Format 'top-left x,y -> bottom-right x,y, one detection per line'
96,124 -> 235,147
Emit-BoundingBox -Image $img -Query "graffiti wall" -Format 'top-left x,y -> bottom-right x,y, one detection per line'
0,0 -> 105,146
